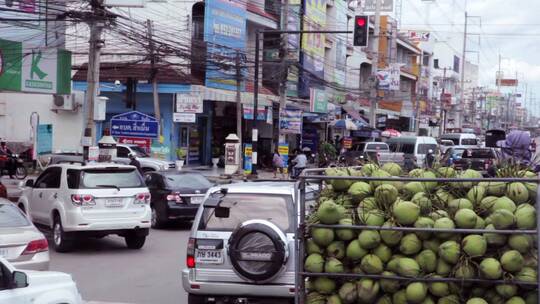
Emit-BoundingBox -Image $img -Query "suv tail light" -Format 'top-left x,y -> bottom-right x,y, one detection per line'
22,239 -> 48,255
167,192 -> 183,204
187,238 -> 196,268
71,194 -> 95,206
135,192 -> 151,205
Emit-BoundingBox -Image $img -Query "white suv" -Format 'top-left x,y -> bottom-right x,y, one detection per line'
18,163 -> 151,252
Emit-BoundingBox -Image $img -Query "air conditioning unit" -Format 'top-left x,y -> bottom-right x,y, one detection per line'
51,93 -> 82,112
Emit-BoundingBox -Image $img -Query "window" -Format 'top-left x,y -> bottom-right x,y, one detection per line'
366,143 -> 389,151
35,167 -> 62,189
423,55 -> 430,66
77,168 -> 145,189
200,194 -> 292,232
441,137 -> 460,145
117,146 -> 130,158
417,144 -> 438,155
66,169 -> 80,189
461,138 -> 478,145
389,143 -> 415,154
434,59 -> 439,69
0,204 -> 30,227
462,149 -> 494,159
130,146 -> 149,158
164,173 -> 212,189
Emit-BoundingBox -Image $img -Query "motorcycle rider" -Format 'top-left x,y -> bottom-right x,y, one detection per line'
291,149 -> 307,178
0,140 -> 15,179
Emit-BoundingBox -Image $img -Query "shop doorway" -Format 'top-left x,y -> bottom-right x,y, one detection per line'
179,120 -> 208,166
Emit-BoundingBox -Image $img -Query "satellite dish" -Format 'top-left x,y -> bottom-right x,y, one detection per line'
53,94 -> 64,107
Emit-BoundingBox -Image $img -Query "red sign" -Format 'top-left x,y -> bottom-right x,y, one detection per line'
118,137 -> 151,153
496,79 -> 518,87
342,137 -> 353,149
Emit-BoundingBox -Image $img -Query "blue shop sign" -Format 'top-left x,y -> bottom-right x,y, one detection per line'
110,111 -> 159,138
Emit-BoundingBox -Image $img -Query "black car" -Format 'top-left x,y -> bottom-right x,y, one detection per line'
453,148 -> 499,175
145,171 -> 213,228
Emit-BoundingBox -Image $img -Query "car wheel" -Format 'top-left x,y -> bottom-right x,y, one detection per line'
188,294 -> 205,304
53,215 -> 72,253
125,234 -> 146,249
150,205 -> 162,229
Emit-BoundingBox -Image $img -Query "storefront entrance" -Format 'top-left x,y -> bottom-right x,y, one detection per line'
178,117 -> 209,166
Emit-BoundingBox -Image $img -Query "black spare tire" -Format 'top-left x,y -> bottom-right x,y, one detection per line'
228,219 -> 289,283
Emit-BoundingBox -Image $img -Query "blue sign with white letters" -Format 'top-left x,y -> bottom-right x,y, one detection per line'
110,111 -> 159,138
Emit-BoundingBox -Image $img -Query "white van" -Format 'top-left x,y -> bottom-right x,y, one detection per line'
440,133 -> 479,149
387,136 -> 439,167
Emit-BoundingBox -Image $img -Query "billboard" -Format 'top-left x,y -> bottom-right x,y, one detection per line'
496,79 -> 518,87
300,0 -> 326,97
204,0 -> 246,91
363,0 -> 394,12
334,0 -> 347,86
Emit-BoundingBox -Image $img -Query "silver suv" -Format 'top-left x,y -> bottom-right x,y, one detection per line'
182,181 -> 315,304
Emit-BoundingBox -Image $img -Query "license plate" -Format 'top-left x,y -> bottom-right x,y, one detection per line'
105,198 -> 124,208
195,249 -> 223,264
190,196 -> 204,205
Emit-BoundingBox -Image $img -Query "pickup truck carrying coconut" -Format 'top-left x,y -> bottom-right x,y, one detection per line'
297,164 -> 539,304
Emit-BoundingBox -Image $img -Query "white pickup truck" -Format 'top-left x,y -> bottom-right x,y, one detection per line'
342,142 -> 404,166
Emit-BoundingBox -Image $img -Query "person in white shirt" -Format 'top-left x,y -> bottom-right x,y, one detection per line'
292,149 -> 307,178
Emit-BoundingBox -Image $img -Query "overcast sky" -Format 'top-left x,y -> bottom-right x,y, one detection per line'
400,0 -> 540,114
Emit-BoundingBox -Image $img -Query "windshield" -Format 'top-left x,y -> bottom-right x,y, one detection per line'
461,138 -> 478,146
389,143 -> 415,154
441,141 -> 454,146
130,146 -> 150,158
71,168 -> 145,189
200,194 -> 292,232
0,204 -> 30,227
366,143 -> 389,151
164,173 -> 212,189
462,149 -> 494,159
417,144 -> 438,155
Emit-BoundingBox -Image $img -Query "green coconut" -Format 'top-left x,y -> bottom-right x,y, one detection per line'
455,169 -> 482,189
508,234 -> 533,253
438,240 -> 460,264
346,239 -> 368,261
448,198 -> 474,213
436,258 -> 452,276
312,228 -> 335,247
466,298 -> 488,304
336,218 -> 356,241
397,257 -> 421,277
492,196 -> 517,213
358,230 -> 381,249
380,220 -> 403,246
474,216 -> 486,229
484,224 -> 508,247
515,267 -> 537,285
338,282 -> 357,304
312,277 -> 337,295
438,167 -> 456,178
375,184 -> 399,207
434,189 -> 455,206
357,208 -> 385,226
326,294 -> 342,304
438,295 -> 460,304
467,185 -> 486,206
428,276 -> 449,297
386,255 -> 403,273
423,238 -> 441,253
393,289 -> 408,304
399,233 -> 422,256
491,209 -> 517,229
376,295 -> 393,304
393,201 -> 420,225
455,263 -> 476,279
515,204 -> 537,229
433,217 -> 455,239
356,278 -> 380,303
506,182 -> 529,204
325,168 -> 353,192
348,182 -> 372,203
324,257 -> 344,273
406,282 -> 428,304
505,297 -> 526,304
409,168 -> 425,177
415,249 -> 437,273
317,200 -> 345,224
306,239 -> 324,255
370,169 -> 391,188
359,197 -> 378,210
525,292 -> 538,304
404,182 -> 425,199
326,241 -> 345,259
305,253 -> 325,273
454,208 -> 478,228
361,163 -> 379,176
462,234 -> 487,257
306,292 -> 326,304
480,257 -> 503,279
500,250 -> 524,273
420,171 -> 438,191
382,162 -> 402,176
496,284 -> 518,299
373,244 -> 392,263
412,192 -> 432,215
478,196 -> 499,215
360,254 -> 384,274
414,217 -> 435,240
430,209 -> 450,220
482,181 -> 507,196
380,271 -> 400,293
484,290 -> 506,304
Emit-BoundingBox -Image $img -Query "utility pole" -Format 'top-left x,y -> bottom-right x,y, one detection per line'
278,0 -> 289,145
497,53 -> 502,93
83,0 -> 105,161
440,67 -> 447,135
369,0 -> 381,128
147,20 -> 161,135
459,11 -> 468,129
235,51 -> 243,174
252,30 -> 261,175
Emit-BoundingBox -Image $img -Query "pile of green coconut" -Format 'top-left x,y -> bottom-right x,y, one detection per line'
304,164 -> 538,304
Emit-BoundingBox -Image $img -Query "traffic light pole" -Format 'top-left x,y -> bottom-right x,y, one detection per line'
369,0 -> 382,128
250,29 -> 351,176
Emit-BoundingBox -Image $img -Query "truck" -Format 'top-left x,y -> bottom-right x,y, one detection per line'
341,142 -> 404,166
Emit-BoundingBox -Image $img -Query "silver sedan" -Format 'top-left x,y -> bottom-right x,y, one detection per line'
0,199 -> 49,270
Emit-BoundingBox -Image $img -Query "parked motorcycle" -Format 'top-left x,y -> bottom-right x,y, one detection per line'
0,154 -> 27,180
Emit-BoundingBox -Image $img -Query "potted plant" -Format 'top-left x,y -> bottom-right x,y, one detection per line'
176,148 -> 187,170
211,147 -> 221,168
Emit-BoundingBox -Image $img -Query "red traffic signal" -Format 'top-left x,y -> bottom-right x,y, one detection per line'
356,17 -> 366,27
353,16 -> 368,47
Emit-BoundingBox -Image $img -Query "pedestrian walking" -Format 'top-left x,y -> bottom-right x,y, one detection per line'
272,148 -> 285,179
426,149 -> 435,169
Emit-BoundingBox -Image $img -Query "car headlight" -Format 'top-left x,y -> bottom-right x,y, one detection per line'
160,164 -> 167,170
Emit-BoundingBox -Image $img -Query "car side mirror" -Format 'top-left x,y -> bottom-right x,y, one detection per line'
11,271 -> 28,289
25,179 -> 34,188
215,206 -> 230,218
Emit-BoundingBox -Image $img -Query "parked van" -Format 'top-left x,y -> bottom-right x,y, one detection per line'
440,133 -> 479,149
387,136 -> 439,168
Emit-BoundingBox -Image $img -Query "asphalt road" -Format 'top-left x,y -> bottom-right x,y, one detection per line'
46,223 -> 192,304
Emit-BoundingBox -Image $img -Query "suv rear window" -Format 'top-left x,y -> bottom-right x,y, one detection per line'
199,194 -> 292,232
462,149 -> 494,158
461,138 -> 478,145
366,143 -> 389,151
67,168 -> 145,189
0,204 -> 30,227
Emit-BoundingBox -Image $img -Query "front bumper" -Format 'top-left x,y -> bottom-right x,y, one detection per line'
182,269 -> 295,298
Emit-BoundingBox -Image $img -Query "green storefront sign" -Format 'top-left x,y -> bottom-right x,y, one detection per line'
310,88 -> 328,113
0,38 -> 71,94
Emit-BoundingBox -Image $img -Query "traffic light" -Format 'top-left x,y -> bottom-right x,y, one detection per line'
353,15 -> 369,47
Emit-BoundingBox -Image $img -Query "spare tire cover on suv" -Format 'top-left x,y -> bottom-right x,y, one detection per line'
228,219 -> 289,283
